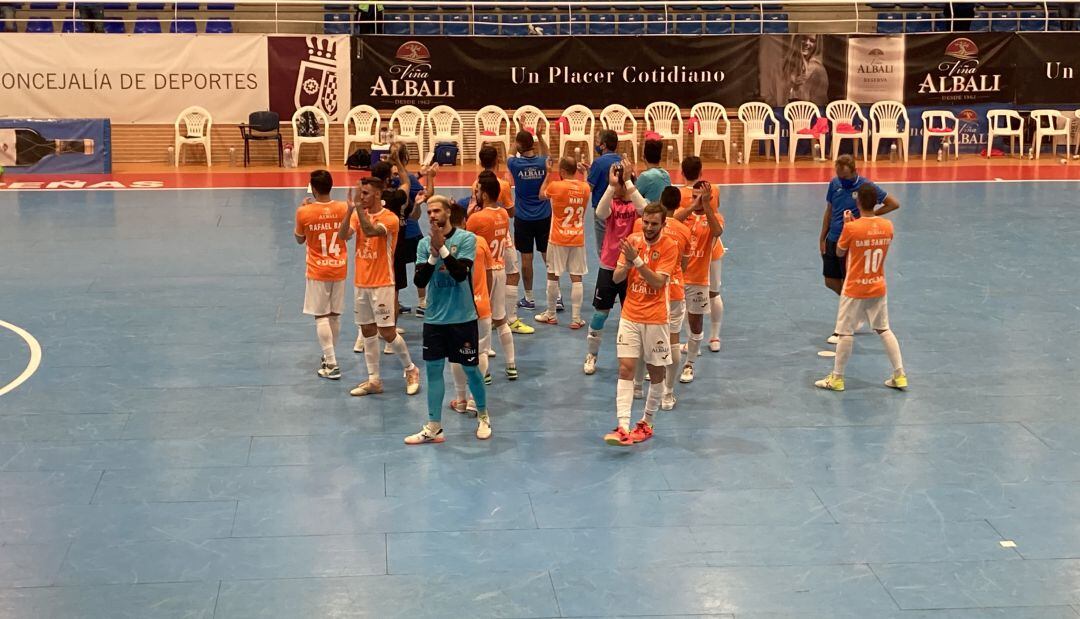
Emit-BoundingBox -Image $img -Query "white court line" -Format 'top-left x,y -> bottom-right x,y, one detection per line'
0,320 -> 42,397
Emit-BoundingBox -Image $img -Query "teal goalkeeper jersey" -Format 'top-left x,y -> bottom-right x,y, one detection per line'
416,227 -> 478,325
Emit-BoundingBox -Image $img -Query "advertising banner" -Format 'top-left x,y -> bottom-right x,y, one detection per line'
351,35 -> 759,109
903,33 -> 1014,106
1013,33 -> 1080,104
759,34 -> 836,108
845,35 -> 906,103
0,118 -> 111,173
268,35 -> 352,123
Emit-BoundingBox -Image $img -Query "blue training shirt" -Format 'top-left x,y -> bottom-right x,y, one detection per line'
587,152 -> 623,210
390,172 -> 423,239
635,167 -> 672,204
825,176 -> 887,242
416,227 -> 478,325
506,155 -> 550,221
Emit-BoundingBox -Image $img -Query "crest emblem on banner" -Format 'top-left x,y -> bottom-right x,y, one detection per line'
294,36 -> 339,117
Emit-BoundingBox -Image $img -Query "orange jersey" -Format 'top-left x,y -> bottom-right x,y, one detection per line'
633,217 -> 690,301
838,216 -> 893,299
351,207 -> 399,288
618,232 -> 679,325
295,199 -> 349,282
472,239 -> 492,319
547,179 -> 591,247
679,186 -> 726,260
684,211 -> 724,286
466,207 -> 510,270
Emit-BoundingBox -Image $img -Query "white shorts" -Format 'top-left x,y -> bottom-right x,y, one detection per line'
685,284 -> 710,315
709,258 -> 723,294
668,299 -> 686,335
354,285 -> 396,328
835,295 -> 890,336
303,279 -> 346,316
616,319 -> 672,367
503,243 -> 520,276
489,268 -> 507,321
546,243 -> 588,276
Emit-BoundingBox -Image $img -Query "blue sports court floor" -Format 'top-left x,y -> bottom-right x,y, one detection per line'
1,180 -> 1079,618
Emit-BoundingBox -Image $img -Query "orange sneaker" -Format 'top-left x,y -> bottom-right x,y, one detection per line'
603,427 -> 633,447
569,318 -> 586,330
629,420 -> 654,444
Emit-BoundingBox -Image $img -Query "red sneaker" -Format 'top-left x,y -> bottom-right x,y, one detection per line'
629,420 -> 654,444
603,427 -> 633,447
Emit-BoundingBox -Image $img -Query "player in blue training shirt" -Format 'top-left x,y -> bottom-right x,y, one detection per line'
506,130 -> 551,310
405,197 -> 491,444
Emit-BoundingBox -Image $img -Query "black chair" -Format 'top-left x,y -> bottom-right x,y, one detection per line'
238,111 -> 283,167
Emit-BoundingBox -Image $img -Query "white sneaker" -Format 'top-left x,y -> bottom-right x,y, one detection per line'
383,342 -> 393,355
826,334 -> 840,345
709,338 -> 721,353
679,364 -> 695,384
476,412 -> 492,440
633,382 -> 644,399
583,353 -> 597,375
404,423 -> 444,445
661,392 -> 677,411
317,363 -> 341,380
487,349 -> 496,358
396,327 -> 405,335
466,398 -> 478,415
354,336 -> 364,353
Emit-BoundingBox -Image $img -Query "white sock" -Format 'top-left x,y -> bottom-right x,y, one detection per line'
505,285 -> 519,323
316,317 -> 336,366
451,362 -> 467,400
587,328 -> 602,356
546,279 -> 559,315
363,335 -> 381,380
687,332 -> 702,361
834,334 -> 853,376
570,281 -> 584,321
328,315 -> 341,342
879,329 -> 904,376
665,344 -> 682,394
390,335 -> 414,371
643,381 -> 662,425
525,289 -> 535,302
478,321 -> 492,377
616,378 -> 634,432
709,295 -> 724,340
497,323 -> 516,367
634,357 -> 646,386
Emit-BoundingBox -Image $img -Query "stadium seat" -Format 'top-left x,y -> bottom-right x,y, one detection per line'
530,13 -> 559,35
204,16 -> 231,32
323,12 -> 350,34
135,2 -> 165,9
704,12 -> 733,34
1018,9 -> 1046,29
562,12 -> 585,35
644,12 -> 666,34
733,13 -> 759,33
906,11 -> 934,32
413,12 -> 440,35
868,3 -> 896,7
27,2 -> 58,8
205,2 -> 233,8
103,17 -> 126,32
474,13 -> 498,35
671,3 -> 699,10
61,19 -> 88,32
502,13 -> 528,35
763,12 -> 789,32
103,3 -> 130,9
133,16 -> 161,32
616,12 -> 645,35
588,12 -> 616,35
171,16 -> 197,32
971,11 -> 991,30
673,12 -> 702,34
990,10 -> 1018,30
384,12 -> 409,34
324,3 -> 348,8
440,12 -> 465,35
175,2 -> 200,9
877,11 -> 904,33
26,16 -> 53,31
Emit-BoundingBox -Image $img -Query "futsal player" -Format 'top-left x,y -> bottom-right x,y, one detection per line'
506,130 -> 551,312
816,185 -> 907,391
674,180 -> 723,384
678,156 -> 725,353
536,155 -> 591,328
450,204 -> 493,415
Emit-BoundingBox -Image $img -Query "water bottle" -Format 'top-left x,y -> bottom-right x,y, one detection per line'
889,143 -> 898,162
736,145 -> 743,164
812,142 -> 822,161
228,147 -> 237,167
1028,147 -> 1034,160
167,146 -> 175,166
379,127 -> 388,145
284,144 -> 294,168
666,144 -> 674,166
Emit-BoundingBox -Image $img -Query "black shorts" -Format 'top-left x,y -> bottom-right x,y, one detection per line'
514,217 -> 551,254
394,235 -> 421,291
822,239 -> 846,280
592,267 -> 627,311
422,320 -> 480,366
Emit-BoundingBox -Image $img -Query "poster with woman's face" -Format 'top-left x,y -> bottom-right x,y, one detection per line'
759,34 -> 830,108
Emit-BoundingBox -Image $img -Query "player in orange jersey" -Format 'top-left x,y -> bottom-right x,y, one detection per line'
294,170 -> 349,380
467,171 -> 519,381
536,155 -> 591,327
338,176 -> 421,398
678,156 -> 726,353
674,179 -> 724,384
449,204 -> 493,416
603,203 -> 680,447
816,184 -> 907,392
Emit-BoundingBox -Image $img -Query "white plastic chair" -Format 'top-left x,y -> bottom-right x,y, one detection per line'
343,104 -> 380,164
921,110 -> 959,161
1030,109 -> 1071,159
427,105 -> 465,164
558,104 -> 595,163
826,100 -> 869,161
474,105 -> 512,162
737,102 -> 780,164
291,106 -> 330,166
513,105 -> 550,150
389,105 -> 426,160
644,101 -> 685,164
689,102 -> 731,163
986,109 -> 1024,157
174,105 -> 212,167
599,104 -> 639,164
783,101 -> 825,163
869,100 -> 910,162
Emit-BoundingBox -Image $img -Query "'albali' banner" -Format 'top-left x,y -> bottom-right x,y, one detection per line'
351,36 -> 759,109
1013,33 -> 1080,104
268,35 -> 351,123
0,34 -> 268,123
903,33 -> 1013,106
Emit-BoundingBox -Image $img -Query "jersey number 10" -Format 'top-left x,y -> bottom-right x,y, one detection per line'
862,248 -> 883,274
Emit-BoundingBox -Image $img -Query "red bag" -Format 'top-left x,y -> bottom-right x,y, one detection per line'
687,116 -> 700,134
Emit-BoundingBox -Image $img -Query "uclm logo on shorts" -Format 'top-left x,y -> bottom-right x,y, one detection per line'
370,41 -> 455,100
918,37 -> 1001,97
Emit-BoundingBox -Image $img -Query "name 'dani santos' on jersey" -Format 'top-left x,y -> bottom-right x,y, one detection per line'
511,66 -> 724,86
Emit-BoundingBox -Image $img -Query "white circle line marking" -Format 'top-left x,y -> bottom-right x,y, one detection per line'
0,319 -> 42,397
